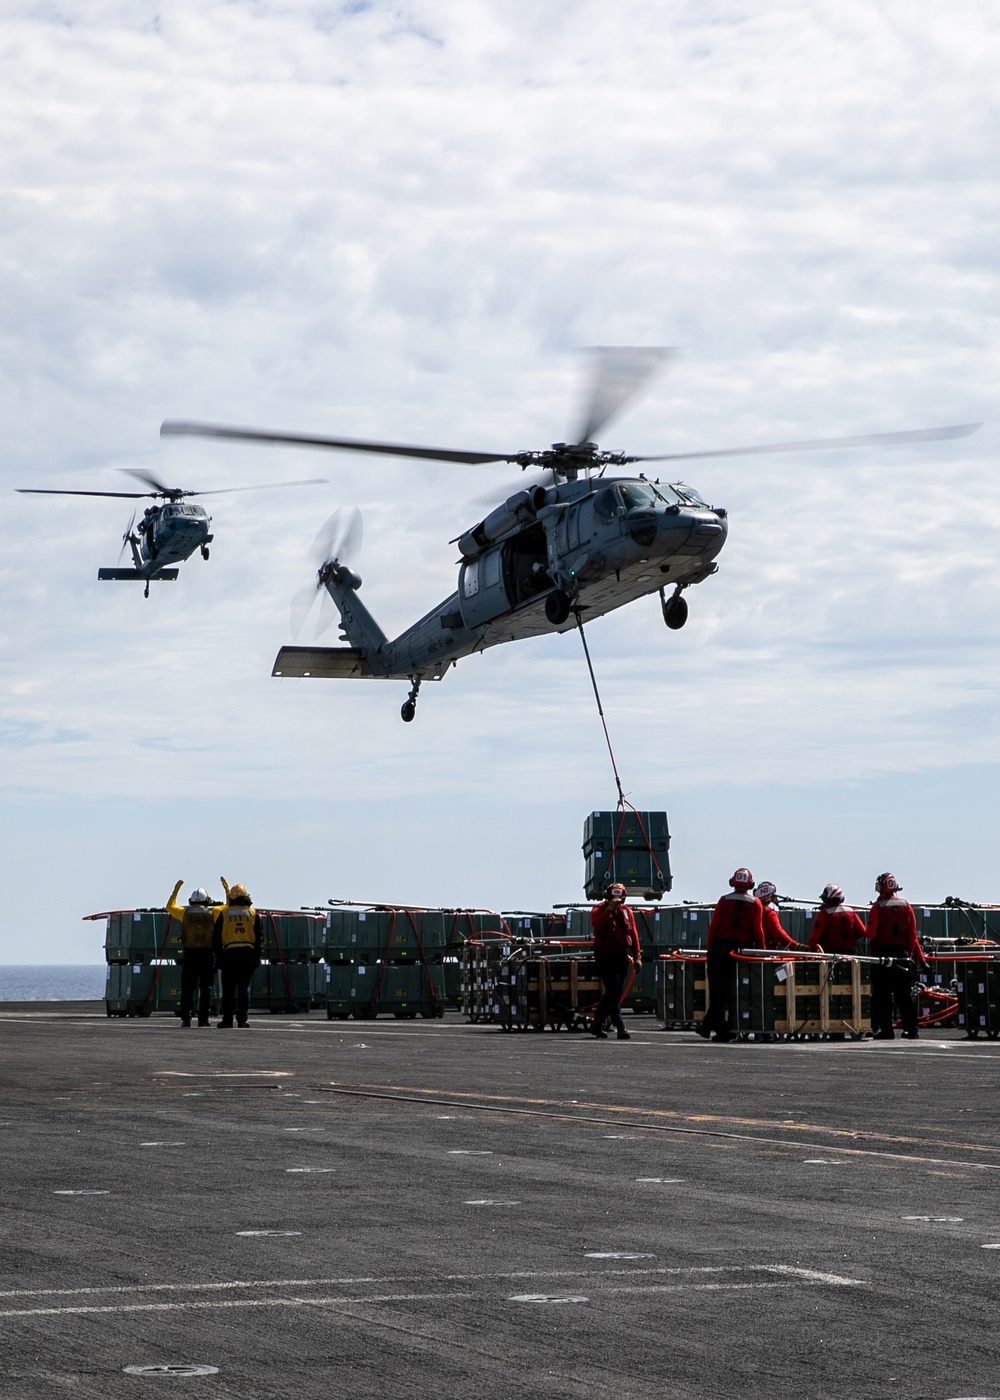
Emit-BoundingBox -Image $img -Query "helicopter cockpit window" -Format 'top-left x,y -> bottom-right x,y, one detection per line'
619,482 -> 658,511
673,484 -> 707,506
593,487 -> 621,520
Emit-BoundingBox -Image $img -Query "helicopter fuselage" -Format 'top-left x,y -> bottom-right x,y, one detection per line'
131,502 -> 214,575
273,475 -> 727,688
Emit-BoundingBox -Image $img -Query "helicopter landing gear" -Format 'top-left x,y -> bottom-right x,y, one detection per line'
401,676 -> 421,723
143,581 -> 150,599
201,545 -> 210,561
661,586 -> 688,630
545,589 -> 572,626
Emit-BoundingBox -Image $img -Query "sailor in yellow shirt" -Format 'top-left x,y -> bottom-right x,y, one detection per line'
166,879 -> 229,1028
212,883 -> 263,1029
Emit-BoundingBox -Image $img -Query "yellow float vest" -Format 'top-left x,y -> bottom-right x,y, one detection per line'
219,905 -> 257,950
181,907 -> 216,950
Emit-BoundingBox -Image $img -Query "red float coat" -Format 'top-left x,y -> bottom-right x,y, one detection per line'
807,906 -> 867,955
761,904 -> 797,950
706,893 -> 766,953
591,901 -> 641,959
866,896 -> 928,968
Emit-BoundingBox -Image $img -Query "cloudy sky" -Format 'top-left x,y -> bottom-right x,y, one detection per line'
2,1 -> 999,962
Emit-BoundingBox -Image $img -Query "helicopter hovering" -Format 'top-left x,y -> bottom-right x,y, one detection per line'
16,468 -> 328,597
161,348 -> 980,721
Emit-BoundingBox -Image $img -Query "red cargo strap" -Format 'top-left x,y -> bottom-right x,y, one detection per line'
267,913 -> 301,1012
144,911 -> 176,1014
368,910 -> 398,1014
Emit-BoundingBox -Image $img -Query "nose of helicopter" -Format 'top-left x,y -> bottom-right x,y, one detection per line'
657,505 -> 727,560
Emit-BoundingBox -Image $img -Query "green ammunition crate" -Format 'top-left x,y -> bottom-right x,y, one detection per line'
583,810 -> 669,855
777,908 -> 806,943
325,960 -> 445,1019
325,908 -> 447,962
669,907 -> 709,949
502,913 -> 570,941
622,959 -> 655,1013
941,906 -> 1000,940
105,910 -> 181,962
249,962 -> 326,1012
260,912 -> 327,963
105,960 -> 184,1017
585,850 -> 670,900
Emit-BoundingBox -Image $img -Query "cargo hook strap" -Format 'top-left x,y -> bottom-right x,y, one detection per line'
574,611 -> 625,806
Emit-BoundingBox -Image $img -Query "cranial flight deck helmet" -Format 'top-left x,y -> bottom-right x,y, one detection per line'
730,868 -> 754,890
228,883 -> 250,902
607,883 -> 627,900
754,881 -> 777,901
188,888 -> 212,906
820,884 -> 845,905
875,872 -> 901,895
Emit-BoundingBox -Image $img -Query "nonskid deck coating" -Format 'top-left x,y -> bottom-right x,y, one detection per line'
1,1004 -> 998,1399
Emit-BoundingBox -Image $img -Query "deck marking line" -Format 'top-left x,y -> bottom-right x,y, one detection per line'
0,1292 -> 472,1319
0,1263 -> 863,1304
324,1080 -> 1000,1157
315,1084 -> 1000,1173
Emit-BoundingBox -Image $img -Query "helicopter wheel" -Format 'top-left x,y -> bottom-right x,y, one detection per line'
545,589 -> 571,625
662,593 -> 688,630
201,545 -> 210,561
143,582 -> 150,599
401,700 -> 416,723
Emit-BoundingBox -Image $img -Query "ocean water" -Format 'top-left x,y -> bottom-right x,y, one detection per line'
0,966 -> 106,1001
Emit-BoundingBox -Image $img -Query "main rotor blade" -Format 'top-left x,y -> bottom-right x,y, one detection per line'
194,479 -> 329,497
574,347 -> 675,446
635,422 -> 982,465
120,467 -> 175,494
16,488 -> 151,499
161,420 -> 513,466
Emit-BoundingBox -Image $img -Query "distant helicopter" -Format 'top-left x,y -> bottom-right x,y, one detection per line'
161,349 -> 979,720
16,468 -> 327,597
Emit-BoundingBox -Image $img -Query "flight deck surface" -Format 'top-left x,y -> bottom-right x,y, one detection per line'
1,1005 -> 998,1399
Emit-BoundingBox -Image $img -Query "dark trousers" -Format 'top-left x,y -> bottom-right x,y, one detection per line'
702,947 -> 737,1038
870,961 -> 917,1036
180,948 -> 215,1024
593,952 -> 632,1031
219,947 -> 256,1025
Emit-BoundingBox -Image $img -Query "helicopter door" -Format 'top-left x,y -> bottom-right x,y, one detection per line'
458,545 -> 514,628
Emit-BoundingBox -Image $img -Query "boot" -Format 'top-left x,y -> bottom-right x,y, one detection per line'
180,1017 -> 191,1028
217,1019 -> 234,1029
616,1027 -> 631,1041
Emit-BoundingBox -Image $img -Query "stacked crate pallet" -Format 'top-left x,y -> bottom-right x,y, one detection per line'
94,907 -> 326,1017
324,907 -> 447,1019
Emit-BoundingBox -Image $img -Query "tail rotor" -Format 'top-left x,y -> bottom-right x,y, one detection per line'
290,506 -> 363,640
118,510 -> 137,563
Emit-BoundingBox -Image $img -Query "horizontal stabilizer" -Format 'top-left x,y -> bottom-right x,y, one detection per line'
97,568 -> 179,582
272,646 -> 376,679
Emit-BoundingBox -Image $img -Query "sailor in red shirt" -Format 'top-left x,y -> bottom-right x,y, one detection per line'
590,883 -> 642,1041
867,872 -> 929,1040
754,881 -> 797,951
697,868 -> 766,1042
806,885 -> 867,955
